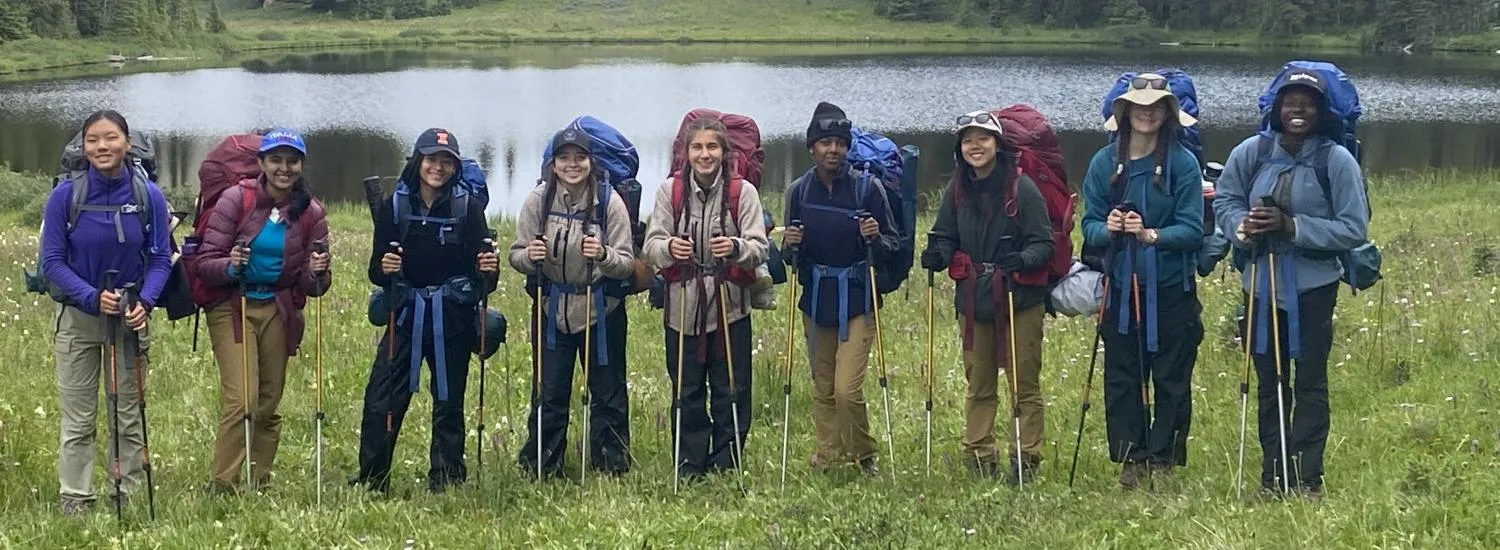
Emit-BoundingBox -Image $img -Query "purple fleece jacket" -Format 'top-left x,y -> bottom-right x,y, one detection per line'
40,167 -> 173,315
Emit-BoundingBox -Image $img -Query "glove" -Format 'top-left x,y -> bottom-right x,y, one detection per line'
920,246 -> 946,271
997,252 -> 1024,273
1246,206 -> 1295,236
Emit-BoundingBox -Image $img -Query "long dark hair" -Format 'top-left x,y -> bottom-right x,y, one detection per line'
263,174 -> 314,222
950,129 -> 1018,216
1111,101 -> 1181,200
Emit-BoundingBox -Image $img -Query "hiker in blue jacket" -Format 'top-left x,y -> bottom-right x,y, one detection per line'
1214,68 -> 1369,500
1080,73 -> 1205,489
782,102 -> 900,475
39,110 -> 172,515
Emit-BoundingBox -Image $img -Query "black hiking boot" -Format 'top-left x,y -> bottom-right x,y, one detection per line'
1119,462 -> 1148,490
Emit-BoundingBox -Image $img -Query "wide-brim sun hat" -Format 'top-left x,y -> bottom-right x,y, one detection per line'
1103,73 -> 1198,131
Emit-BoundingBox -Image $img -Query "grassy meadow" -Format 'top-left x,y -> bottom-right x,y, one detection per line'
0,168 -> 1497,548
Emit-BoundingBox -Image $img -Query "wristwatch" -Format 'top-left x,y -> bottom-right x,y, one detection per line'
1143,229 -> 1160,245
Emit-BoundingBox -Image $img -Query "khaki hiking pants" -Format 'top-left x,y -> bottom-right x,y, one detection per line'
804,313 -> 878,466
963,305 -> 1045,466
206,299 -> 288,489
54,304 -> 148,504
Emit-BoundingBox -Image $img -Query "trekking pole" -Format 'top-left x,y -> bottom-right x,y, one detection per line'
121,283 -> 156,520
530,233 -> 545,482
923,237 -> 936,478
1129,237 -> 1152,491
713,232 -> 747,479
235,239 -> 254,495
1266,233 -> 1291,494
580,227 -> 596,484
1000,236 -> 1023,490
672,233 -> 690,493
383,241 -> 402,485
312,240 -> 328,505
1069,272 -> 1111,488
860,212 -> 896,476
476,236 -> 494,488
779,221 -> 801,494
1235,243 -> 1259,500
103,270 -> 123,523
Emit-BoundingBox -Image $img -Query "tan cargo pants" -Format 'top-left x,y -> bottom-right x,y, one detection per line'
54,304 -> 146,503
804,313 -> 878,466
206,300 -> 288,489
962,304 -> 1045,465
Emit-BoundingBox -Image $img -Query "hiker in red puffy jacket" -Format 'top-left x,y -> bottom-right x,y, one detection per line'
919,111 -> 1054,484
192,129 -> 331,494
1080,73 -> 1205,489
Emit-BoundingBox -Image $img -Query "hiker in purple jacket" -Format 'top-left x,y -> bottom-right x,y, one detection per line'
39,110 -> 172,516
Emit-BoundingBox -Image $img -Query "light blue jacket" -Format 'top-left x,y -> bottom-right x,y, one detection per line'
1213,132 -> 1369,309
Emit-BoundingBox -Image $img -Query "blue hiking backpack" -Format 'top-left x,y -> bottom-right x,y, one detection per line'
845,127 -> 918,295
541,116 -> 645,248
1237,60 -> 1379,293
1101,68 -> 1204,168
393,156 -> 490,244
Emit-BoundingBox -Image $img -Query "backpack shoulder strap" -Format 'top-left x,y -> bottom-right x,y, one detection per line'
130,162 -> 151,233
726,177 -> 743,232
1313,142 -> 1373,219
670,176 -> 687,233
67,170 -> 88,231
393,184 -> 412,243
596,180 -> 610,240
1252,132 -> 1275,175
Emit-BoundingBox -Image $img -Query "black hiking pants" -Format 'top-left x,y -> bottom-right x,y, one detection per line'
354,321 -> 474,492
1102,283 -> 1203,466
1246,282 -> 1336,491
518,305 -> 631,478
665,318 -> 754,477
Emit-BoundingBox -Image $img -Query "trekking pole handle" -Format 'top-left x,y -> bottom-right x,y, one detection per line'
233,239 -> 249,277
312,240 -> 329,274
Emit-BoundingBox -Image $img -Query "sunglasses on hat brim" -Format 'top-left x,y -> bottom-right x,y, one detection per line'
1130,76 -> 1170,91
955,113 -> 997,126
813,118 -> 852,132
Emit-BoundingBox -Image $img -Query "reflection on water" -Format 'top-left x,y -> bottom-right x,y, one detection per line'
2,45 -> 1498,215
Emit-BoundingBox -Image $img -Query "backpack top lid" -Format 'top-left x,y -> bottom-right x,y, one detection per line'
1101,68 -> 1203,165
1257,60 -> 1363,161
669,108 -> 765,188
62,129 -> 158,180
993,104 -> 1067,186
848,127 -> 905,185
541,116 -> 639,185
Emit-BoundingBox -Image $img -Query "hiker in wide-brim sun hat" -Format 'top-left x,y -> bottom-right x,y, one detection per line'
1103,73 -> 1198,131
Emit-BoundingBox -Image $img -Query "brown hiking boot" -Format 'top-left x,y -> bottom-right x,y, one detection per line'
965,455 -> 1001,478
1119,462 -> 1147,490
1150,462 -> 1175,481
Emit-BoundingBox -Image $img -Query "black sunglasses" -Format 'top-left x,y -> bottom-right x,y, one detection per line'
814,118 -> 852,132
1130,76 -> 1169,91
956,113 -> 996,126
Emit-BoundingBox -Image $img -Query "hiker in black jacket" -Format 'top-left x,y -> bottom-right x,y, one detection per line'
921,111 -> 1054,484
782,102 -> 900,475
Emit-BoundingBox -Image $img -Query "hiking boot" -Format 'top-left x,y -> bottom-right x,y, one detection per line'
858,456 -> 880,477
1003,461 -> 1039,487
202,481 -> 238,497
1149,462 -> 1175,482
965,455 -> 1001,478
1303,484 -> 1324,503
59,497 -> 93,517
1119,462 -> 1148,490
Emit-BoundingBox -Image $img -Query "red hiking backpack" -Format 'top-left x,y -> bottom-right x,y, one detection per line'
183,134 -> 265,308
670,108 -> 766,189
993,105 -> 1076,288
659,109 -> 767,288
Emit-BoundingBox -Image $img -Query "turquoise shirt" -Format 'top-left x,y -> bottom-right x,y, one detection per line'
244,217 -> 286,300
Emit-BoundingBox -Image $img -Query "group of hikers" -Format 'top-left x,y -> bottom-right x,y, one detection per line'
32,59 -> 1377,518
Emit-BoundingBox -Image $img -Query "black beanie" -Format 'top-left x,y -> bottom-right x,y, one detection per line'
806,101 -> 852,147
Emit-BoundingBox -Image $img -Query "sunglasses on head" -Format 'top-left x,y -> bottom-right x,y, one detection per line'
956,113 -> 996,126
814,118 -> 852,132
1130,76 -> 1169,91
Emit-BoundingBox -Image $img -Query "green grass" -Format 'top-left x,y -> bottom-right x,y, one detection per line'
0,169 -> 1498,547
6,0 -> 1496,76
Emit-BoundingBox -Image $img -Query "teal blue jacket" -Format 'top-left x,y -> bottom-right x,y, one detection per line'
1081,143 -> 1204,291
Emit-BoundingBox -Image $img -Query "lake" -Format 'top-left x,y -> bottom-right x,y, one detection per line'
2,44 -> 1498,216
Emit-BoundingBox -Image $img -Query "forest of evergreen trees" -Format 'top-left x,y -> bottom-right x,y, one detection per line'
0,0 -> 1494,51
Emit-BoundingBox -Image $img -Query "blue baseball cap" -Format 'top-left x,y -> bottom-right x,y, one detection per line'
258,129 -> 307,156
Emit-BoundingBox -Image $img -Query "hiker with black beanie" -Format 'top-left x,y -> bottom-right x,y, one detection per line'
1214,68 -> 1369,500
1080,72 -> 1205,489
919,111 -> 1054,484
782,101 -> 900,475
510,127 -> 637,479
351,128 -> 499,494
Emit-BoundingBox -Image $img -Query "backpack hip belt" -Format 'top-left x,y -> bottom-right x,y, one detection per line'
1252,252 -> 1303,360
950,251 -> 1014,358
808,261 -> 869,343
1114,240 -> 1162,353
404,283 -> 454,401
544,280 -> 609,367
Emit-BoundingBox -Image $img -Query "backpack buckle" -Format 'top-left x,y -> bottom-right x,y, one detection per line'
119,203 -> 141,214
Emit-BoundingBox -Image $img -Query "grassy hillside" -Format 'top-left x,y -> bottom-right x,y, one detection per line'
0,168 -> 1496,547
0,0 -> 1402,75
